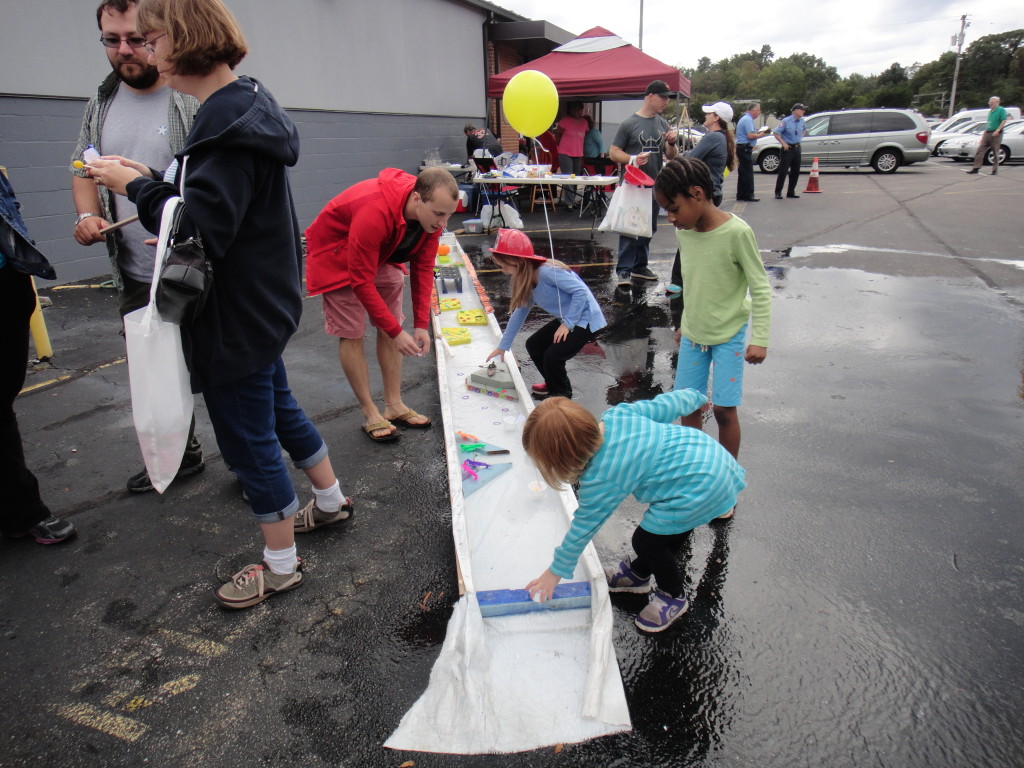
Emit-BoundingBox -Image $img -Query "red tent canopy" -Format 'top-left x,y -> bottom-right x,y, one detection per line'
487,26 -> 690,101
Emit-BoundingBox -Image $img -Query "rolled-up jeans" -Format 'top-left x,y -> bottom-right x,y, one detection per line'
202,357 -> 328,524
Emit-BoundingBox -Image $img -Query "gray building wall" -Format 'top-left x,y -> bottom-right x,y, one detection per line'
0,0 -> 508,284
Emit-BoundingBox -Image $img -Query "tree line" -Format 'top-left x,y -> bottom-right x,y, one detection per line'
677,30 -> 1024,118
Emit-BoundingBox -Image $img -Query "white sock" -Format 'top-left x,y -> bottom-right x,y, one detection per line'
263,544 -> 298,575
312,480 -> 345,513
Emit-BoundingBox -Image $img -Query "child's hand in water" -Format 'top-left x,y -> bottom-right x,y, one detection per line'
526,569 -> 561,602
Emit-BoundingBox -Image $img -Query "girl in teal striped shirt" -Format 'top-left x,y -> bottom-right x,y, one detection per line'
523,390 -> 746,633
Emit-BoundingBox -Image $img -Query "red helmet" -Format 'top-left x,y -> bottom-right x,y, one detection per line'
488,228 -> 545,261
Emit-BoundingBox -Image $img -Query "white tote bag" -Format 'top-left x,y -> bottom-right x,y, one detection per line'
123,196 -> 194,494
598,182 -> 653,239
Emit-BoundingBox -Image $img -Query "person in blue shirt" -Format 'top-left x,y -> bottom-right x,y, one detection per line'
486,228 -> 606,400
735,103 -> 763,201
1,169 -> 76,546
523,390 -> 746,632
772,102 -> 807,199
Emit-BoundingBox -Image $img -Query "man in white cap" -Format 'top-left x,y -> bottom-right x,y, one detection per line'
773,103 -> 807,199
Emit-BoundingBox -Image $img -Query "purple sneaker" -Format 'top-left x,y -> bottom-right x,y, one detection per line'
604,559 -> 652,594
635,588 -> 689,633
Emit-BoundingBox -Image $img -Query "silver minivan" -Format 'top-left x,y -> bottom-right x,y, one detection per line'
753,108 -> 931,174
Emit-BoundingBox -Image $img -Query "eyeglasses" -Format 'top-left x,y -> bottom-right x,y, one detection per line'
100,35 -> 147,49
142,33 -> 167,54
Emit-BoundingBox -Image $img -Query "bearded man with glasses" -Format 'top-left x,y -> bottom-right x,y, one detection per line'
69,0 -> 203,494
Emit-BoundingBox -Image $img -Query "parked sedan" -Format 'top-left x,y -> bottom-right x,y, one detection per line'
927,121 -> 986,155
937,120 -> 1024,164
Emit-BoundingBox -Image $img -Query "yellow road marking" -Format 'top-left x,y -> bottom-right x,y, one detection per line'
160,674 -> 201,696
157,629 -> 228,657
55,703 -> 148,742
20,357 -> 126,394
122,674 -> 202,712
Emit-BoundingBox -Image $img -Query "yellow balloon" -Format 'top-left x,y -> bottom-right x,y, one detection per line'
502,70 -> 559,138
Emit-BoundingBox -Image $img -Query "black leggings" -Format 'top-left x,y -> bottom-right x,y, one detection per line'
525,318 -> 594,398
629,525 -> 692,598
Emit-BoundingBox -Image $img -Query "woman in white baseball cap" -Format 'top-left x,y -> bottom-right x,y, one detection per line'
666,101 -> 736,293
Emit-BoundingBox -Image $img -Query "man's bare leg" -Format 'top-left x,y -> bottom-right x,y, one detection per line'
338,337 -> 395,438
377,330 -> 428,425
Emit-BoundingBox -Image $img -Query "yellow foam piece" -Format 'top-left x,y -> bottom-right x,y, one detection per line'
457,309 -> 487,326
441,327 -> 471,345
439,298 -> 462,311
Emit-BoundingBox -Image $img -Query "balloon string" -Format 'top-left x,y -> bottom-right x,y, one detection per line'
532,142 -> 555,257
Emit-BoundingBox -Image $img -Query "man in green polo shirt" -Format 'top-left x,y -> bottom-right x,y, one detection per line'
967,96 -> 1009,175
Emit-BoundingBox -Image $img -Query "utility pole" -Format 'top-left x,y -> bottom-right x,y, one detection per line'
638,0 -> 644,50
949,14 -> 969,117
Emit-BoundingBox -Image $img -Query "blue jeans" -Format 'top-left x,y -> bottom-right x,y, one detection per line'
615,197 -> 660,274
203,357 -> 328,524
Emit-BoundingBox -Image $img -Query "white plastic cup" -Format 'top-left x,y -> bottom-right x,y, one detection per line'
528,480 -> 547,500
503,416 -> 518,432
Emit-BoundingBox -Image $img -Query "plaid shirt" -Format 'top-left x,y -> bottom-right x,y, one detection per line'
70,72 -> 197,289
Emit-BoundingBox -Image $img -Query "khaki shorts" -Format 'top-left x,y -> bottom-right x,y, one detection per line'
322,263 -> 405,339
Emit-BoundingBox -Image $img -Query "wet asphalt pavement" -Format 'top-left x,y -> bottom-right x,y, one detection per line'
2,159 -> 1023,767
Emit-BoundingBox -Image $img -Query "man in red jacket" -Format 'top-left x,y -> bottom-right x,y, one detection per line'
306,167 -> 459,441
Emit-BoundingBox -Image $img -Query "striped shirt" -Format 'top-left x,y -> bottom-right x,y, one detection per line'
549,389 -> 747,579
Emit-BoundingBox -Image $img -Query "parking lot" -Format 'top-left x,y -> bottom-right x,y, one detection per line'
2,157 -> 1023,767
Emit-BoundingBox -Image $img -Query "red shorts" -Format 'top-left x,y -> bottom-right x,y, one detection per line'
321,263 -> 406,339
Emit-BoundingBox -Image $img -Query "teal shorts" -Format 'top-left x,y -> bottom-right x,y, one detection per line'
673,324 -> 747,407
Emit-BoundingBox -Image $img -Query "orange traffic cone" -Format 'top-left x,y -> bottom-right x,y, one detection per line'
803,157 -> 822,193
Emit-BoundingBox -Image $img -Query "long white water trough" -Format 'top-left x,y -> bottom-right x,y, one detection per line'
385,233 -> 631,754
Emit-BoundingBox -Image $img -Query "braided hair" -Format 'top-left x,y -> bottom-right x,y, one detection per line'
655,157 -> 714,202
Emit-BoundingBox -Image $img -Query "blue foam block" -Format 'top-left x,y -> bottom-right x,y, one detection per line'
477,581 -> 592,617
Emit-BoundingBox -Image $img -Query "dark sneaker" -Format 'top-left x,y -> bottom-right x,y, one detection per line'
965,168 -> 979,174
8,516 -> 76,545
531,382 -> 549,394
127,450 -> 205,493
214,560 -> 303,609
630,266 -> 658,281
605,559 -> 652,594
615,271 -> 631,286
635,588 -> 689,633
293,496 -> 354,533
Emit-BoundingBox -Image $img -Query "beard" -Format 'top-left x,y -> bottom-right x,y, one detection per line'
114,58 -> 160,90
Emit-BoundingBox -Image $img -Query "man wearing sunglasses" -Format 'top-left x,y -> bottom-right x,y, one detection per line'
69,0 -> 201,494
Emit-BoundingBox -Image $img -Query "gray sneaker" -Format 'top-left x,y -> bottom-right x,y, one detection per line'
214,560 -> 302,609
293,496 -> 354,533
635,588 -> 689,633
604,558 -> 653,593
630,266 -> 658,280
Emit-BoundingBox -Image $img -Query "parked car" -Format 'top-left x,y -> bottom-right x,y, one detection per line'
752,108 -> 931,174
937,120 -> 1024,164
932,106 -> 1021,135
928,120 -> 986,155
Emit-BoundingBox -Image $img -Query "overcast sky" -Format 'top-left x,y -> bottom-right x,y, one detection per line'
495,0 -> 1024,79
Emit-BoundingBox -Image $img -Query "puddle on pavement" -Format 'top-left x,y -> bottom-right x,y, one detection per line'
388,234 -> 1024,765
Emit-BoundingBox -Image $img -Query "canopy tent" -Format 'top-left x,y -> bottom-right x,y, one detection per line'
487,26 -> 690,101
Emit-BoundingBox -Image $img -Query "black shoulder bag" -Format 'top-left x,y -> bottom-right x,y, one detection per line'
157,155 -> 213,325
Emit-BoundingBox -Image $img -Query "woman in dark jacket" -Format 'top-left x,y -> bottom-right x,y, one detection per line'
89,0 -> 348,609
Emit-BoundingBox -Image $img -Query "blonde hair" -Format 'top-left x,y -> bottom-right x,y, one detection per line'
490,253 -> 571,310
522,397 -> 603,489
136,0 -> 248,76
